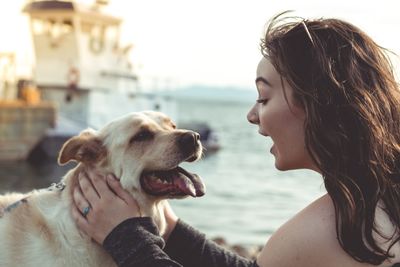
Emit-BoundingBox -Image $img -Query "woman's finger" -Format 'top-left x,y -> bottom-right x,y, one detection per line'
85,170 -> 112,199
79,173 -> 100,204
106,175 -> 138,206
72,187 -> 91,214
71,204 -> 91,235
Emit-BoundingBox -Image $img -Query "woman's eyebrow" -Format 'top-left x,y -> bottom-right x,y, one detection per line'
255,77 -> 272,86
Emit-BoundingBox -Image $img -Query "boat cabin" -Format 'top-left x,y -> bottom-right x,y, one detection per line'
23,0 -> 136,92
22,1 -> 175,129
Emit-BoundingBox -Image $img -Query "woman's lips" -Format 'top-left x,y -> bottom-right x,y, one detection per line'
258,130 -> 269,137
270,144 -> 275,154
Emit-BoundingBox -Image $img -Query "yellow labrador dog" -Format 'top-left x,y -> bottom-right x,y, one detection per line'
0,111 -> 205,267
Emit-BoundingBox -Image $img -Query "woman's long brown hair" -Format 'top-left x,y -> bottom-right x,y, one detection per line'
261,12 -> 400,265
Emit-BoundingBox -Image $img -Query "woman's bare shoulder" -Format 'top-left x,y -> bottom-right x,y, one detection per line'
256,194 -> 376,267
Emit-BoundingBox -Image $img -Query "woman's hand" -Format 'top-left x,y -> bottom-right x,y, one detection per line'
71,171 -> 140,244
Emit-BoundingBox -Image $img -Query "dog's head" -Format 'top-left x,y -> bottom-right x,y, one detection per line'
58,111 -> 205,202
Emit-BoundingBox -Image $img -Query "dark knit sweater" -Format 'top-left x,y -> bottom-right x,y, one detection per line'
103,217 -> 259,267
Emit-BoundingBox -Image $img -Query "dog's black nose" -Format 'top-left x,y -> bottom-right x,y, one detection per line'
179,131 -> 200,151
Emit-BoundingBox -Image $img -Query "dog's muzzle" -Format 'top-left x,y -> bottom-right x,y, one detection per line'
140,131 -> 205,198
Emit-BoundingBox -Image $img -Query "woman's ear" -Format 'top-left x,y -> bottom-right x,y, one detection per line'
58,129 -> 106,165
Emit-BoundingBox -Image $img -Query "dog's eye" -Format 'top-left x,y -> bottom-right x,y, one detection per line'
130,130 -> 154,143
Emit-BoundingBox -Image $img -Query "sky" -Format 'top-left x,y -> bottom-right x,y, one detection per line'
0,0 -> 399,88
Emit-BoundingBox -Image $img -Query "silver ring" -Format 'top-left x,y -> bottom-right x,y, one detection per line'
82,206 -> 91,217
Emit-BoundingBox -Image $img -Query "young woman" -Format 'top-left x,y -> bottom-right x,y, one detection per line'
71,13 -> 400,267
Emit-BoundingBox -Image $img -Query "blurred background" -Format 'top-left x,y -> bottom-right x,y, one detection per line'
0,0 -> 399,247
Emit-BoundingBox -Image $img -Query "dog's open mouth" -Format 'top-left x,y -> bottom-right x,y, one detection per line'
140,166 -> 205,197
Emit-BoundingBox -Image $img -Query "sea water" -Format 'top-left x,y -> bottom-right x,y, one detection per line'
0,98 -> 325,246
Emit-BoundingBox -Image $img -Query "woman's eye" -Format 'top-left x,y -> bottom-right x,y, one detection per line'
256,98 -> 268,104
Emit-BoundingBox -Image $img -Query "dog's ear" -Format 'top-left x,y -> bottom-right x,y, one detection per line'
58,129 -> 106,165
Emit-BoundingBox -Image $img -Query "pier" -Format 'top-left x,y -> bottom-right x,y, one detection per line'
0,100 -> 55,161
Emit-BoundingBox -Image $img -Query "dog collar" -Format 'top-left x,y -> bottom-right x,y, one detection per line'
0,197 -> 29,218
47,181 -> 66,192
4,197 -> 28,213
0,182 -> 66,218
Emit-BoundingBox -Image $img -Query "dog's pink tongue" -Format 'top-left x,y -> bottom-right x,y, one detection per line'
174,173 -> 196,197
173,167 -> 206,197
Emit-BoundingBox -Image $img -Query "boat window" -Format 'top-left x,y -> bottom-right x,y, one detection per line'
32,18 -> 73,36
106,26 -> 118,50
32,19 -> 46,35
81,21 -> 94,34
87,24 -> 106,54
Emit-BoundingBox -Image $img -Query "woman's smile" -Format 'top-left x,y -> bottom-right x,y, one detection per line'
270,144 -> 275,155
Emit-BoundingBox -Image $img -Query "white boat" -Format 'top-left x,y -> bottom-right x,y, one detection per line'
24,0 -> 176,127
21,0 -> 177,158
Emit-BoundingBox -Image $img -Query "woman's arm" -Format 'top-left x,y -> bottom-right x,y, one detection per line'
101,217 -> 182,267
164,218 -> 258,267
161,200 -> 258,266
71,171 -> 259,267
99,216 -> 259,267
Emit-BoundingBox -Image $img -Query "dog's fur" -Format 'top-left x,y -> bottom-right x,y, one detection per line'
0,111 -> 203,267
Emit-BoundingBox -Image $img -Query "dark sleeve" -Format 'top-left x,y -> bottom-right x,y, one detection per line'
164,219 -> 260,267
102,217 -> 182,267
103,217 -> 259,267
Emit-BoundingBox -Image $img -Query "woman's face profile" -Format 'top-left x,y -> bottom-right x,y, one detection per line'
247,58 -> 317,171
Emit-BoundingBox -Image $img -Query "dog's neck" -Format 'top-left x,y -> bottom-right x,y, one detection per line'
59,163 -> 167,235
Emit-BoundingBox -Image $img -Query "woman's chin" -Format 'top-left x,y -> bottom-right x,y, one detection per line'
274,160 -> 316,172
274,162 -> 287,171
274,157 -> 298,171
274,158 -> 287,171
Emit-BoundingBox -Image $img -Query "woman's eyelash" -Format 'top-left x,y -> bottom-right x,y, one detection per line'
256,98 -> 268,104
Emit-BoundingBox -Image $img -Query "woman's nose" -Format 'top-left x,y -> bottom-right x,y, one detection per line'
247,104 -> 259,124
